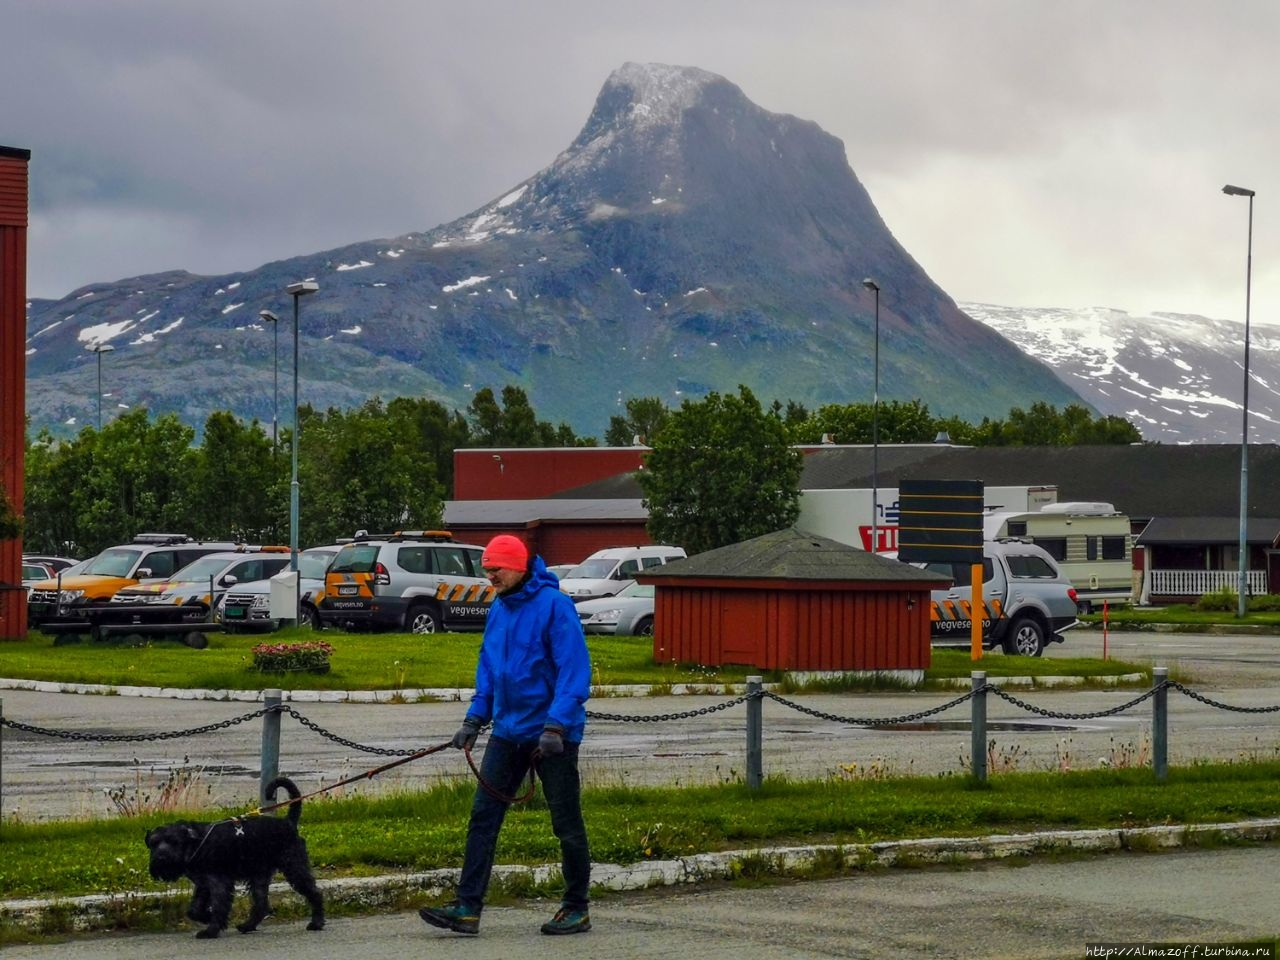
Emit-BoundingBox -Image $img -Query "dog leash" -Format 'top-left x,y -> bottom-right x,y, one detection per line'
249,737 -> 540,816
463,742 -> 540,805
252,740 -> 455,815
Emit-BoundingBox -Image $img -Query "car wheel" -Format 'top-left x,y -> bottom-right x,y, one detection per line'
1002,616 -> 1046,657
406,603 -> 440,634
634,616 -> 654,638
300,605 -> 322,631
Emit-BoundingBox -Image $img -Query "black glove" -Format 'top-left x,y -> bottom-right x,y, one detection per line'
451,717 -> 482,750
538,726 -> 565,757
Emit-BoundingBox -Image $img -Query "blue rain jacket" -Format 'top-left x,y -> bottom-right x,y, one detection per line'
466,556 -> 591,743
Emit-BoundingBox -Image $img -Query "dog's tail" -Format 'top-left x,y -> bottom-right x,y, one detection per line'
266,776 -> 304,826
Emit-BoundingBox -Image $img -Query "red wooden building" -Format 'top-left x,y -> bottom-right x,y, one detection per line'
638,528 -> 948,673
442,498 -> 652,565
453,446 -> 647,501
0,145 -> 29,639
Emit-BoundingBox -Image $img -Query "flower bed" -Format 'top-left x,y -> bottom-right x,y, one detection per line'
251,640 -> 334,673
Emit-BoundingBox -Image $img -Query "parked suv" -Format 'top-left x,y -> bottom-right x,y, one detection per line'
319,531 -> 491,634
111,547 -> 292,621
216,544 -> 343,632
910,538 -> 1080,657
26,534 -> 242,626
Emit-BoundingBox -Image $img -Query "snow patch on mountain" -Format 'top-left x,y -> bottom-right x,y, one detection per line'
960,302 -> 1280,445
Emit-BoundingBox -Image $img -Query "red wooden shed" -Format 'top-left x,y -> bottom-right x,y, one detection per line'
637,528 -> 948,673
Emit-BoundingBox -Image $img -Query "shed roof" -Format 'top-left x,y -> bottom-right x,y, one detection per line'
551,444 -> 1280,523
1135,516 -> 1280,546
640,527 -> 950,584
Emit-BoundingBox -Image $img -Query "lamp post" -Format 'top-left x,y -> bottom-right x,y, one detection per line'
286,281 -> 319,624
259,309 -> 280,457
88,344 -> 115,431
862,278 -> 881,553
1223,184 -> 1255,618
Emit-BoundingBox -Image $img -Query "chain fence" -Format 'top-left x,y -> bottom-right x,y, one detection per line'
4,668 -> 1280,816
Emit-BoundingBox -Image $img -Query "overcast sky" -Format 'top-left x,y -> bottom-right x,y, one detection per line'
4,0 -> 1277,326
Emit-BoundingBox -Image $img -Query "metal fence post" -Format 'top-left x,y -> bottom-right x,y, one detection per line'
971,671 -> 987,783
746,676 -> 762,789
260,688 -> 282,803
1,696 -> 5,827
1152,666 -> 1168,781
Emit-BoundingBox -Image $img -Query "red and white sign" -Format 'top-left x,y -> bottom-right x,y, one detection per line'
858,525 -> 899,554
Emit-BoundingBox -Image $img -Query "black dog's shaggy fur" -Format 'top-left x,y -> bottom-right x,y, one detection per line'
145,776 -> 324,938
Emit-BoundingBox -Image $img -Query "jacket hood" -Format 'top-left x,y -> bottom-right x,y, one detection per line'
501,556 -> 558,605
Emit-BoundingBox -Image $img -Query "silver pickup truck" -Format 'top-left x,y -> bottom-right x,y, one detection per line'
912,539 -> 1081,657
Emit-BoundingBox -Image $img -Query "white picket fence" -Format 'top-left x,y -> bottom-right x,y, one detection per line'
1148,568 -> 1268,597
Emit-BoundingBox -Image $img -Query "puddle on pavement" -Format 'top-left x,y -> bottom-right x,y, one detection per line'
868,720 -> 1078,732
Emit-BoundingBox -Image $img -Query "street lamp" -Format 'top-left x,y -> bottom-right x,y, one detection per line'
862,278 -> 881,553
88,343 -> 114,431
259,309 -> 280,457
286,281 -> 318,624
1223,184 -> 1255,618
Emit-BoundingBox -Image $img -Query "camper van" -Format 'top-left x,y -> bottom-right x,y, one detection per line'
557,545 -> 687,601
984,502 -> 1133,612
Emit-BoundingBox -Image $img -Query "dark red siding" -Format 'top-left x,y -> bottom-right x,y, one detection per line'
0,148 -> 29,639
454,448 -> 646,500
650,578 -> 933,672
446,520 -> 652,566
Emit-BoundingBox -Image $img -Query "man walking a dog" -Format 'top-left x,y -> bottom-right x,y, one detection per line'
420,534 -> 593,937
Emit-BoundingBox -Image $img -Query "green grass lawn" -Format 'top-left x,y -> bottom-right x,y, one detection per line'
3,762 -> 1278,902
1082,604 -> 1280,628
0,629 -> 1145,692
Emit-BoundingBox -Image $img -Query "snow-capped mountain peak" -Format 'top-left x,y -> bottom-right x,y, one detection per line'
960,302 -> 1280,444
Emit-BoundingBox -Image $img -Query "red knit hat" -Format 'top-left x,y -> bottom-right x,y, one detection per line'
482,534 -> 529,572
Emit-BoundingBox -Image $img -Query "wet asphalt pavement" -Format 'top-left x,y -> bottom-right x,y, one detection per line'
2,631 -> 1279,956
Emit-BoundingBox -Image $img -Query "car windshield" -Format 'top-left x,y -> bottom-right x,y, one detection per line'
566,558 -> 616,579
330,544 -> 378,574
299,550 -> 338,579
81,548 -> 143,578
170,555 -> 234,581
616,582 -> 655,599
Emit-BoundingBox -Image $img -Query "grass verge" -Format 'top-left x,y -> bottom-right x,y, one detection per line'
0,632 -> 1145,693
3,760 -> 1279,902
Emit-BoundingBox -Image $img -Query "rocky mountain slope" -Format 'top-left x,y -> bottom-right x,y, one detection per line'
24,63 -> 1085,441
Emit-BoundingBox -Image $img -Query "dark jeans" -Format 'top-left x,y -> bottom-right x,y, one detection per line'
456,734 -> 590,913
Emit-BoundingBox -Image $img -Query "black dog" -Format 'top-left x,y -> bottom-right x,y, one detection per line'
145,776 -> 325,938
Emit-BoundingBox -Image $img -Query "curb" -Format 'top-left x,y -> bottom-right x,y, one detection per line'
4,817 -> 1279,934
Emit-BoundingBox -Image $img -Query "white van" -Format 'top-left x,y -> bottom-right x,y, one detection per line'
557,545 -> 687,601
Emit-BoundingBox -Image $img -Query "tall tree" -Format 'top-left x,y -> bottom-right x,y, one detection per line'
638,385 -> 802,554
386,396 -> 471,496
605,396 -> 670,446
791,399 -> 937,444
465,385 -> 591,448
298,400 -> 445,546
979,402 -> 1144,446
188,411 -> 281,544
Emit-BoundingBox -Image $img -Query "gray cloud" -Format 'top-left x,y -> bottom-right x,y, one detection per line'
4,0 -> 1276,324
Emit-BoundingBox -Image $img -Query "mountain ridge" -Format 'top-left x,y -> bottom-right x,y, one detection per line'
24,62 -> 1087,440
960,302 -> 1280,445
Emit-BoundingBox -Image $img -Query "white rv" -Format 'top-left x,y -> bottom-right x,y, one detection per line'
984,502 -> 1133,612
